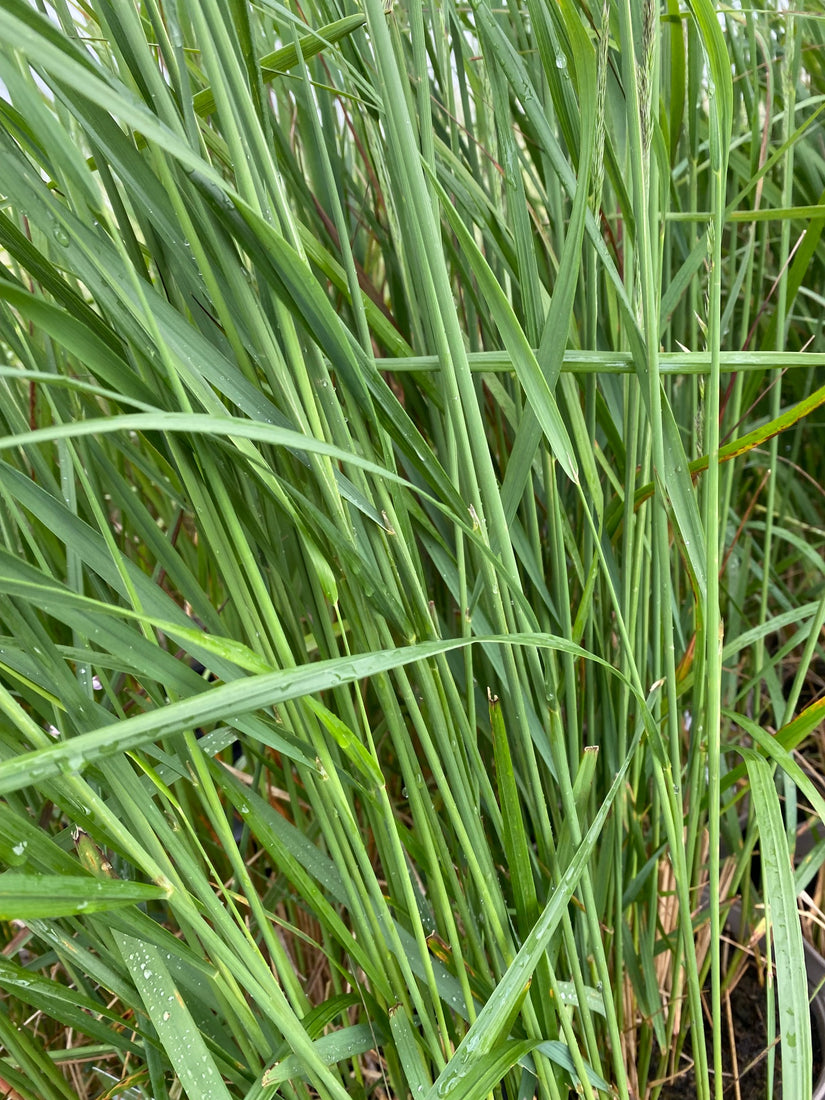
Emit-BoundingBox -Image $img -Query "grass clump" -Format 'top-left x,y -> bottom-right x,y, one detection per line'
0,1 -> 824,1099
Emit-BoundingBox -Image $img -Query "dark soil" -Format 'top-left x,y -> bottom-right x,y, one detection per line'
658,959 -> 822,1099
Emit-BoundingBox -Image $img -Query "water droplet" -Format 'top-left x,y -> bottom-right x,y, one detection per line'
52,226 -> 70,246
555,53 -> 567,69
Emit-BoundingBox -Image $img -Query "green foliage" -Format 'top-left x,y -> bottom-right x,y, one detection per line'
0,2 -> 823,1099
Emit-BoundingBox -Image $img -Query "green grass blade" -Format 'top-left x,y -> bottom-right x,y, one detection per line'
115,933 -> 234,1100
0,874 -> 168,919
740,750 -> 812,1099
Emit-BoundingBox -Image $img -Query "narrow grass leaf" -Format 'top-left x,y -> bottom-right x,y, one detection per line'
191,16 -> 367,117
305,698 -> 384,788
525,1040 -> 610,1092
740,749 -> 811,1099
115,933 -> 234,1100
489,689 -> 537,932
0,632 -> 626,797
0,875 -> 168,919
261,1022 -> 387,1086
388,1003 -> 433,1096
722,710 -> 825,829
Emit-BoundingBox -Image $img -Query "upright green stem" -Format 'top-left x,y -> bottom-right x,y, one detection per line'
696,8 -> 732,1099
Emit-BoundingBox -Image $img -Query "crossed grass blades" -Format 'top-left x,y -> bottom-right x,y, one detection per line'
0,2 -> 824,1099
